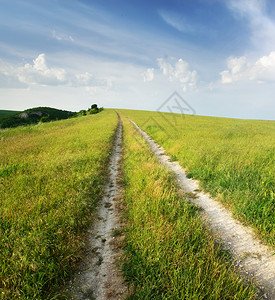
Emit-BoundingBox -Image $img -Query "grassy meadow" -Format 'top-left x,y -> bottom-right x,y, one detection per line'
120,109 -> 275,247
1,107 -> 272,299
121,115 -> 257,299
0,110 -> 118,299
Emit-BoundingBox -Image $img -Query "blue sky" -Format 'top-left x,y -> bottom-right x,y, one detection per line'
0,0 -> 275,119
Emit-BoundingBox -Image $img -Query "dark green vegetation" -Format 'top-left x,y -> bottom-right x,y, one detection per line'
0,107 -> 76,129
0,110 -> 118,299
121,109 -> 275,247
77,104 -> 104,117
0,104 -> 104,129
0,110 -> 21,119
121,115 -> 257,299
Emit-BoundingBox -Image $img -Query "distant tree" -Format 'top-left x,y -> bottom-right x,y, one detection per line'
80,110 -> 87,116
40,116 -> 50,123
88,104 -> 100,114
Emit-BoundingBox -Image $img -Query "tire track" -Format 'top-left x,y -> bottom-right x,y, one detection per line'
66,114 -> 126,299
129,118 -> 275,299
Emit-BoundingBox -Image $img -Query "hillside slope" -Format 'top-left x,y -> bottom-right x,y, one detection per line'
120,109 -> 275,247
0,107 -> 76,128
0,110 -> 118,298
0,110 -> 21,119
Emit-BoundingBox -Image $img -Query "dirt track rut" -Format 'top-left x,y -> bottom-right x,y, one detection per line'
66,114 -> 275,299
129,118 -> 275,300
67,116 -> 126,300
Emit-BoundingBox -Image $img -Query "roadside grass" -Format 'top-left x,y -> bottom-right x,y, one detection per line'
121,115 -> 257,299
121,110 -> 275,247
0,110 -> 118,299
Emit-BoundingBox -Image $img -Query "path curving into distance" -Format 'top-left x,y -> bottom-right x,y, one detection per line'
67,115 -> 126,300
129,118 -> 275,300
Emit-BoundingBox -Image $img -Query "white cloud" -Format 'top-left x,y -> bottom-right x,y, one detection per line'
17,54 -> 67,86
52,30 -> 74,42
220,70 -> 233,84
143,68 -> 154,82
220,51 -> 275,83
0,60 -> 27,88
227,56 -> 248,74
0,72 -> 27,89
158,11 -> 195,33
228,0 -> 266,15
227,0 -> 275,50
0,54 -> 109,90
157,58 -> 197,91
74,72 -> 108,87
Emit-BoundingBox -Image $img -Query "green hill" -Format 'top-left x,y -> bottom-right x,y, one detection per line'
0,107 -> 76,129
0,110 -> 21,119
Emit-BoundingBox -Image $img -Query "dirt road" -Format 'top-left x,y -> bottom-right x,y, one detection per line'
66,114 -> 274,299
67,116 -> 126,299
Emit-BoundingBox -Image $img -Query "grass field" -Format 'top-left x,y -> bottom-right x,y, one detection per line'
0,110 -> 21,119
0,110 -> 118,299
120,109 -> 275,247
121,115 -> 257,299
1,107 -> 272,298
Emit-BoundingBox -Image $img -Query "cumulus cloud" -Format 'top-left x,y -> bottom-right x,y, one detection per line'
157,58 -> 197,91
220,51 -> 275,83
17,54 -> 68,86
0,54 -> 109,91
143,68 -> 154,82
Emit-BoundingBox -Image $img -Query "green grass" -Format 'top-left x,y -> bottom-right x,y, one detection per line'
121,115 -> 257,299
120,110 -> 275,247
1,107 -> 271,298
0,110 -> 118,299
0,110 -> 21,119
